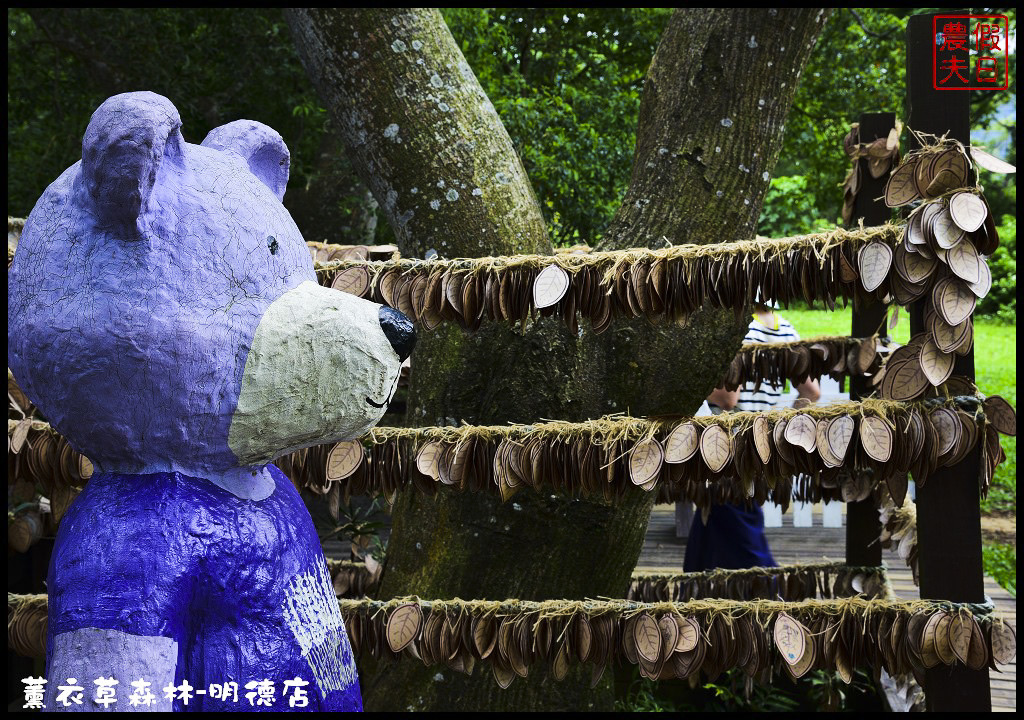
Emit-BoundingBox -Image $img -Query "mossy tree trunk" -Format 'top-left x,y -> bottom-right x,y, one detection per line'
288,7 -> 828,711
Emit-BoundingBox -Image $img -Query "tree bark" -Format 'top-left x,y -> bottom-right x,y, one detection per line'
288,7 -> 828,711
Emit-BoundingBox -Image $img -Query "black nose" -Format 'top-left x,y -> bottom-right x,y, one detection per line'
379,306 -> 416,362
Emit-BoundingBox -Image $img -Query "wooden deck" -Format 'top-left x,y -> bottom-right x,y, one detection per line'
637,504 -> 1016,712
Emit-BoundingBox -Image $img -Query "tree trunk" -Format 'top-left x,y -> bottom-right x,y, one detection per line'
593,8 -> 833,416
288,7 -> 828,711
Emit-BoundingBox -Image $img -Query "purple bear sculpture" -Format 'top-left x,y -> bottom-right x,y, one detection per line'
8,92 -> 415,712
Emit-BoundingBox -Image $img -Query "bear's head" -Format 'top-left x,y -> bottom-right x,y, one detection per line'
8,92 -> 414,480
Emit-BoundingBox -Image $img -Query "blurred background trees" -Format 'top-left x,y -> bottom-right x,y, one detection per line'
6,7 -> 1016,312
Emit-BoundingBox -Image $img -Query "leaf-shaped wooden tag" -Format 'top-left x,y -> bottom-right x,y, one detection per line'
947,240 -> 981,284
991,621 -> 1017,664
896,242 -> 937,283
889,355 -> 929,401
933,277 -> 976,326
774,613 -> 807,666
926,167 -> 961,197
629,438 -> 664,486
967,258 -> 992,299
886,472 -> 909,507
784,414 -> 817,453
983,396 -> 1017,436
664,423 -> 699,464
919,339 -> 954,386
859,416 -> 893,462
77,455 -> 95,481
332,266 -> 371,297
11,418 -> 31,454
552,642 -> 571,681
948,192 -> 988,232
327,440 -> 364,482
835,644 -> 853,684
931,148 -> 970,186
839,252 -> 859,283
493,661 -> 516,689
575,615 -> 594,663
379,269 -> 400,308
533,265 -> 570,309
658,615 -> 679,662
387,603 -> 423,653
930,407 -> 960,456
815,419 -> 840,467
971,147 -> 1017,174
864,155 -> 887,179
932,207 -> 966,249
826,416 -> 855,463
858,242 -> 892,292
753,416 -> 772,464
415,441 -> 443,479
473,616 -> 498,659
633,613 -> 662,663
965,617 -> 988,670
930,314 -> 971,353
675,617 -> 700,653
947,615 -> 972,664
934,615 -> 956,665
699,425 -> 732,473
885,159 -> 920,206
886,126 -> 900,151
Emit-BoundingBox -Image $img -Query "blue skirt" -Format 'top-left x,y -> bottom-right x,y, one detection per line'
683,503 -> 776,572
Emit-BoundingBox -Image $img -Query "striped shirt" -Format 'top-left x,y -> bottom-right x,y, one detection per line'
735,314 -> 800,412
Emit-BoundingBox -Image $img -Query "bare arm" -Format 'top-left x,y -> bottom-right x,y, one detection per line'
707,386 -> 740,411
792,378 -> 821,408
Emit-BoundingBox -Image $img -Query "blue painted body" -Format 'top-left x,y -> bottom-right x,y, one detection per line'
683,503 -> 777,572
47,466 -> 362,712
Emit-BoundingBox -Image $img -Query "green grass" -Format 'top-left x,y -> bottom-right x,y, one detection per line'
983,543 -> 1017,597
778,305 -> 1016,592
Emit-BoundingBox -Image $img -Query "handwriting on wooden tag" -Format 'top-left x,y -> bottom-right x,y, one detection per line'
773,613 -> 807,666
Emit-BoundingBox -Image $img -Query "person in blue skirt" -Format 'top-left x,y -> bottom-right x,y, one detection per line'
684,302 -> 821,572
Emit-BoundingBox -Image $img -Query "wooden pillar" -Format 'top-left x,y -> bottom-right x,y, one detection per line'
845,112 -> 893,567
906,12 -> 990,711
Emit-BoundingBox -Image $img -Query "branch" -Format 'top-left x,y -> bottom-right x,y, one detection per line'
846,9 -> 899,40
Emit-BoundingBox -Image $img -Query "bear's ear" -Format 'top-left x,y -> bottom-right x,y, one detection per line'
201,121 -> 290,202
80,92 -> 184,228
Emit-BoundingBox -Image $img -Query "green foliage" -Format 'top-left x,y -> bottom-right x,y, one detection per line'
443,8 -> 671,245
615,667 -> 881,712
7,8 -> 324,217
758,176 -> 834,237
975,320 -> 1017,518
323,497 -> 389,560
983,543 -> 1016,597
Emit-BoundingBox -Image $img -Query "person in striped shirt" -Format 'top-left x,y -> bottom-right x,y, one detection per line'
683,302 -> 820,571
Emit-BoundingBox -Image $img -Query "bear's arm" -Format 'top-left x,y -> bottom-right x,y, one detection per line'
44,475 -> 201,712
46,630 -> 178,712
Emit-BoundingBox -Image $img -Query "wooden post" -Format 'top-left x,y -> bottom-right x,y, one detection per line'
845,112 -> 893,567
906,13 -> 990,711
